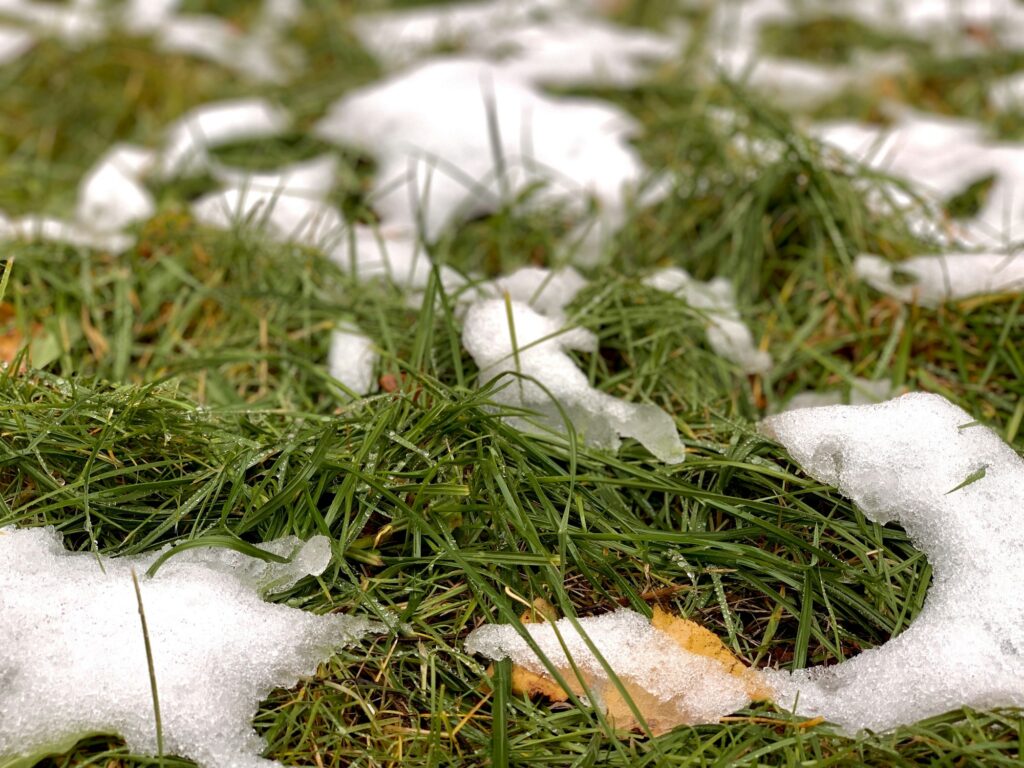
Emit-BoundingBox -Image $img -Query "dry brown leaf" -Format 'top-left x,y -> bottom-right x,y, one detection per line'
507,604 -> 770,735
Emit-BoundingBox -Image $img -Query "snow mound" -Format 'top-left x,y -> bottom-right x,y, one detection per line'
644,268 -> 771,374
760,393 -> 1024,733
0,526 -> 380,768
465,608 -> 750,724
462,297 -> 685,463
855,252 -> 1024,306
312,57 -> 645,247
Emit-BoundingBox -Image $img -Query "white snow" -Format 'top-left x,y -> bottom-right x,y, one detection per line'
76,144 -> 156,233
644,268 -> 772,375
0,23 -> 33,63
192,154 -> 348,250
329,225 -> 469,297
465,608 -> 750,723
0,213 -> 134,252
0,0 -> 104,44
153,12 -> 301,85
855,252 -> 1024,306
354,0 -> 682,87
462,297 -> 685,463
761,393 -> 1024,733
160,99 -> 291,179
0,525 -> 380,768
813,111 -> 1024,248
313,57 -> 646,248
779,377 -> 894,412
328,324 -> 379,397
990,71 -> 1024,113
477,265 -> 589,316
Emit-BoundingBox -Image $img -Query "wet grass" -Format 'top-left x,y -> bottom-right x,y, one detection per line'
3,2 -> 1024,768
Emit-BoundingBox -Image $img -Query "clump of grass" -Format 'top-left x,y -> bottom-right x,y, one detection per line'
4,2 -> 1024,767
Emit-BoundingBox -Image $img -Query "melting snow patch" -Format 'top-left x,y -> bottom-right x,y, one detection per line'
313,57 -> 646,247
76,144 -> 156,233
813,112 -> 1024,248
0,526 -> 380,768
191,155 -> 345,250
329,324 -> 379,397
761,393 -> 1024,733
0,23 -> 33,63
778,377 -> 894,413
355,0 -> 681,87
644,268 -> 771,374
465,608 -> 750,724
160,99 -> 291,178
329,225 -> 467,297
476,265 -> 588,316
0,212 -> 134,252
462,297 -> 684,463
855,252 -> 1024,306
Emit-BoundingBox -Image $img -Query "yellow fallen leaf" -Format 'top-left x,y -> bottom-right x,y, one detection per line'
505,605 -> 770,735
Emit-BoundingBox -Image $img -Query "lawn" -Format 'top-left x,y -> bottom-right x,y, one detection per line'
2,1 -> 1024,766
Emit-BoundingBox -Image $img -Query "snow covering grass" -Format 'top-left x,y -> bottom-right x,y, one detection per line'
2,0 -> 1024,766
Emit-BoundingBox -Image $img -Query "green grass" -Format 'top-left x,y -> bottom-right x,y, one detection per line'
3,2 -> 1024,767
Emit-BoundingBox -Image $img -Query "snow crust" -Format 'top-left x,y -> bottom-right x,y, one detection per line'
761,393 -> 1024,733
855,252 -> 1024,306
644,268 -> 771,374
313,57 -> 645,247
0,526 -> 379,768
465,608 -> 750,723
462,296 -> 685,463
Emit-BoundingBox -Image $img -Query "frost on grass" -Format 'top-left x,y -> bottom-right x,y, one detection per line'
761,393 -> 1024,733
0,526 -> 379,768
465,608 -> 762,730
462,297 -> 684,463
328,324 -> 379,397
855,252 -> 1024,306
644,268 -> 771,375
313,58 -> 646,252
